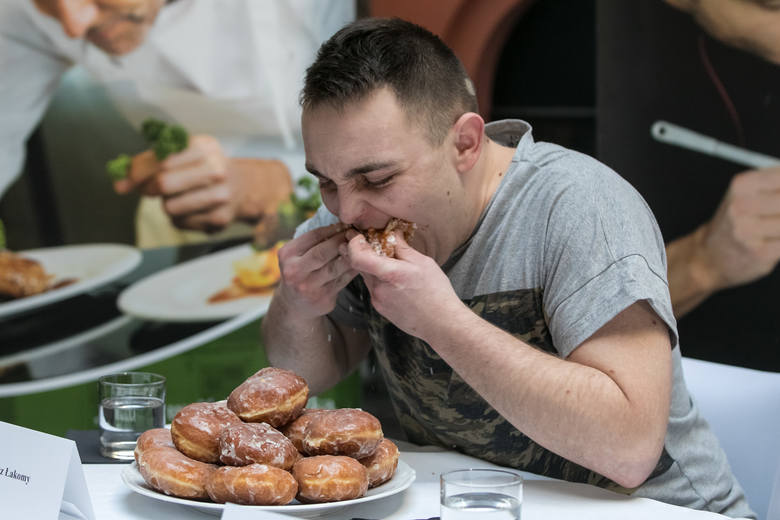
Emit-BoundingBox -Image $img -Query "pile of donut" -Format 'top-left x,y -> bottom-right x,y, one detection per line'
134,367 -> 399,505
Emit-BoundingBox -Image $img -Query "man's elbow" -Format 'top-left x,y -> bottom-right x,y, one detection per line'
609,432 -> 666,489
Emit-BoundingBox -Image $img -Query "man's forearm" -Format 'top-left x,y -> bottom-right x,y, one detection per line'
421,301 -> 671,489
262,292 -> 350,395
666,226 -> 720,318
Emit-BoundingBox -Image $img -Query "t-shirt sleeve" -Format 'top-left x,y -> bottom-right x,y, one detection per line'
541,163 -> 678,358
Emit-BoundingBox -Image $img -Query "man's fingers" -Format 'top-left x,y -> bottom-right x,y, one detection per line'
128,149 -> 160,185
292,223 -> 348,254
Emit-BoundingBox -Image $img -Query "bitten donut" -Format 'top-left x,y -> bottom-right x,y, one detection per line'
280,408 -> 325,453
302,408 -> 383,458
218,422 -> 299,469
359,438 -> 399,487
171,401 -> 243,463
206,464 -> 298,505
227,367 -> 309,427
136,446 -> 217,500
292,455 -> 369,503
134,428 -> 174,464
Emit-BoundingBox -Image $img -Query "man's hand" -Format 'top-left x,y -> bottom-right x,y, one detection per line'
344,229 -> 463,340
668,166 -> 780,316
113,135 -> 292,232
276,223 -> 357,320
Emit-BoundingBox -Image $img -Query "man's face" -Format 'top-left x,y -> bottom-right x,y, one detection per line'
666,0 -> 780,64
33,0 -> 164,55
302,88 -> 466,264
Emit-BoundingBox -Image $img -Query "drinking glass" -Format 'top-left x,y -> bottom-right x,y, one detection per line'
98,372 -> 166,460
440,468 -> 523,520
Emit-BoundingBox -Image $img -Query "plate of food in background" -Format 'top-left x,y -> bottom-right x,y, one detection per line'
118,242 -> 284,322
0,241 -> 142,320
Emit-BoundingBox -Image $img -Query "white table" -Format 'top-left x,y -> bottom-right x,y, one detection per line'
83,442 -> 737,519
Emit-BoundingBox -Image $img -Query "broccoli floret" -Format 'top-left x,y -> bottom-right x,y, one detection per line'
108,119 -> 190,180
106,153 -> 132,181
151,124 -> 188,160
141,118 -> 166,143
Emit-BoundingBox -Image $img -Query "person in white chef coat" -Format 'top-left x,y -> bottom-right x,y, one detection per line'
0,0 -> 355,247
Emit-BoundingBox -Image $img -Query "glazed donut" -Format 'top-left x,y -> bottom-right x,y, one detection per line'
302,408 -> 383,458
359,438 -> 399,487
364,218 -> 417,258
136,446 -> 217,500
171,401 -> 243,463
292,455 -> 369,503
280,408 -> 326,453
227,367 -> 309,427
205,464 -> 298,505
134,428 -> 174,464
218,422 -> 299,469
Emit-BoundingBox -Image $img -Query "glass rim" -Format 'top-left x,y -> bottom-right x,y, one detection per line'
98,371 -> 166,386
441,468 -> 523,486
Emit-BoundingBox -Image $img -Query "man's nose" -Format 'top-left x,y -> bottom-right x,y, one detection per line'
336,190 -> 364,227
57,0 -> 100,38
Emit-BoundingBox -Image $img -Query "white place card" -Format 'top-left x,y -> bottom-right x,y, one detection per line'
0,421 -> 94,520
221,502 -> 299,519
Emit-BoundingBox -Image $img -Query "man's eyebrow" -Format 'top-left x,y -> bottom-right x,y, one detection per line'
305,161 -> 397,179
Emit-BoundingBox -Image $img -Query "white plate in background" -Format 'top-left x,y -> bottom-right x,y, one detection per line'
118,244 -> 273,322
0,243 -> 141,320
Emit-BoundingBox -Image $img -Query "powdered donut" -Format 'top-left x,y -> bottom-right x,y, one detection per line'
302,408 -> 383,458
136,446 -> 217,500
292,455 -> 369,503
218,422 -> 299,469
280,408 -> 326,453
171,401 -> 243,463
205,464 -> 298,505
134,428 -> 174,464
227,367 -> 309,427
358,438 -> 399,487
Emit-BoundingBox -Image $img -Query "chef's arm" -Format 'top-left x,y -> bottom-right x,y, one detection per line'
0,4 -> 70,197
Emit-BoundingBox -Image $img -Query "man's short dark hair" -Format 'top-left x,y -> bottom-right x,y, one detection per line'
300,17 -> 478,146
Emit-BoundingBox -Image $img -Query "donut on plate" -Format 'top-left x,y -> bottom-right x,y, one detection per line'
227,367 -> 309,427
206,464 -> 298,505
292,455 -> 369,503
171,401 -> 243,463
302,408 -> 383,459
218,422 -> 299,469
136,446 -> 217,500
134,428 -> 174,464
280,408 -> 326,453
359,438 -> 399,487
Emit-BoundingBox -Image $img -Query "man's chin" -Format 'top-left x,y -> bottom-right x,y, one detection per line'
88,30 -> 146,55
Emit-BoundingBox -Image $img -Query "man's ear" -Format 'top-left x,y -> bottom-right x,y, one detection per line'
452,112 -> 485,174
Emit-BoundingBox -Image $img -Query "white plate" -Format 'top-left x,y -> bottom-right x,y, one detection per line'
122,459 -> 416,518
0,243 -> 141,320
118,244 -> 274,322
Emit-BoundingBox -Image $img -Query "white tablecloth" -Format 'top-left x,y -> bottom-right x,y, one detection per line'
83,443 -> 735,519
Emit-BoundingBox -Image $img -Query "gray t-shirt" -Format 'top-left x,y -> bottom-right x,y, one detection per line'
297,120 -> 753,518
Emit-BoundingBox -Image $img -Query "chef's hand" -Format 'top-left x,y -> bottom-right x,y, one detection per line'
668,166 -> 780,317
343,229 -> 463,340
113,135 -> 293,232
699,166 -> 780,287
276,223 -> 357,320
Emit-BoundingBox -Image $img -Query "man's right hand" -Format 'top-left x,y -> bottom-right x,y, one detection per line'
667,165 -> 780,317
275,223 -> 357,320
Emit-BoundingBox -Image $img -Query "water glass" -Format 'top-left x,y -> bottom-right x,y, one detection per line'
98,372 -> 166,460
441,468 -> 523,520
